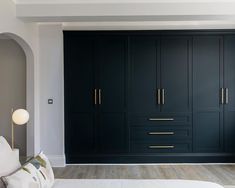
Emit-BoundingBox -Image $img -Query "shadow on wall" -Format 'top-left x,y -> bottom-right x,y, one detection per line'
0,34 -> 26,156
0,33 -> 35,156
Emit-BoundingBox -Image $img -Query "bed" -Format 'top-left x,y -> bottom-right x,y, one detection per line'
53,179 -> 224,188
0,136 -> 224,188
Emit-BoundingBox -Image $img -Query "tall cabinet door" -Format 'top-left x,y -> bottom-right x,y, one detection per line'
95,36 -> 127,153
64,34 -> 96,160
160,36 -> 192,113
193,36 -> 223,152
129,36 -> 160,115
224,35 -> 235,152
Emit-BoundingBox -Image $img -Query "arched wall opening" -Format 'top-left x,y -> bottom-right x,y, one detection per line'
0,32 -> 36,156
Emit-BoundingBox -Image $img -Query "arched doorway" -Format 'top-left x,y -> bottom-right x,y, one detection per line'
0,32 -> 36,156
0,36 -> 26,155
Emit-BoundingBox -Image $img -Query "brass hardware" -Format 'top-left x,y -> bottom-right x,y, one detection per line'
225,88 -> 229,104
149,145 -> 174,149
157,89 -> 161,105
11,108 -> 14,149
149,118 -> 174,121
94,89 -> 97,105
99,89 -> 102,105
148,132 -> 174,135
162,89 -> 165,105
221,88 -> 224,104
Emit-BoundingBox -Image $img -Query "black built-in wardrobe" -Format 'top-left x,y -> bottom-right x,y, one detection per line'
64,31 -> 235,163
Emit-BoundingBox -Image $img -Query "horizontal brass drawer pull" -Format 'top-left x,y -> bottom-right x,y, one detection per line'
149,145 -> 174,149
149,118 -> 174,121
148,132 -> 174,135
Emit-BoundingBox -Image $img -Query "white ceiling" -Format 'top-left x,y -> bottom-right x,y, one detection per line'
14,0 -> 235,29
13,0 -> 235,4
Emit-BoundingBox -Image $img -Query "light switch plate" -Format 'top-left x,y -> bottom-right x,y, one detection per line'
48,99 -> 53,104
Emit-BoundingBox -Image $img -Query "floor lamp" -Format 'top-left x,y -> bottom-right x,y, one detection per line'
11,109 -> 30,149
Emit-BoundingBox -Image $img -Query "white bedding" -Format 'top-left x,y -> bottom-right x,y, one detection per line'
53,179 -> 224,188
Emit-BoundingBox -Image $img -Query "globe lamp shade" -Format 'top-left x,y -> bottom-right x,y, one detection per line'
12,109 -> 29,125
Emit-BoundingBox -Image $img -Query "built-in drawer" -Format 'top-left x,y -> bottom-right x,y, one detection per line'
130,114 -> 191,127
131,142 -> 192,153
131,127 -> 191,141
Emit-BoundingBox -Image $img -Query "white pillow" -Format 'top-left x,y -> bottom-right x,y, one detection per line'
2,163 -> 40,188
0,137 -> 21,176
29,152 -> 55,188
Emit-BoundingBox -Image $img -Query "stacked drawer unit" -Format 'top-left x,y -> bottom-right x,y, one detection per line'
129,36 -> 192,155
130,114 -> 192,153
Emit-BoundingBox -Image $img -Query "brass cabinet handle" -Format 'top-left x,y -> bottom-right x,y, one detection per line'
99,89 -> 102,105
162,89 -> 165,105
225,88 -> 229,104
149,118 -> 174,121
148,132 -> 174,135
157,89 -> 161,105
149,145 -> 174,149
94,89 -> 97,105
221,88 -> 224,104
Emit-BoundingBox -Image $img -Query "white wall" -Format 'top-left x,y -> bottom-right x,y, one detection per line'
38,24 -> 65,167
0,0 -> 40,157
0,0 -> 36,49
0,0 -> 64,166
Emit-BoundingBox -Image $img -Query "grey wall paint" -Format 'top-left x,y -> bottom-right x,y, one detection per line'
0,39 -> 26,156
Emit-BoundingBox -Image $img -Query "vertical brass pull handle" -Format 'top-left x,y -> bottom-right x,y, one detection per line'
157,89 -> 161,105
99,89 -> 102,105
162,89 -> 165,105
221,88 -> 224,104
225,88 -> 229,104
94,89 -> 97,105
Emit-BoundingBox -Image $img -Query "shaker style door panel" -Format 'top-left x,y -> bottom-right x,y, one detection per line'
224,35 -> 235,152
95,36 -> 127,153
193,36 -> 223,152
129,36 -> 160,114
193,112 -> 222,152
98,113 -> 127,153
65,36 -> 95,113
64,34 -> 96,157
68,114 -> 96,154
224,112 -> 235,152
160,36 -> 192,113
95,36 -> 127,113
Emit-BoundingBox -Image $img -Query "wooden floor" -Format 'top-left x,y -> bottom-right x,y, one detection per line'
53,164 -> 235,186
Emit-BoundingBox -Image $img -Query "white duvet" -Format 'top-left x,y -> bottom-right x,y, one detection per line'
53,179 -> 224,188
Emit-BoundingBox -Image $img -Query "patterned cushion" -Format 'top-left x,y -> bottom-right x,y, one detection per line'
28,152 -> 54,188
1,152 -> 54,188
2,163 -> 41,188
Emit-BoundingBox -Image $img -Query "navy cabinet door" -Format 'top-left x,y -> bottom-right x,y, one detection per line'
193,36 -> 223,152
64,34 -> 96,159
224,35 -> 235,152
95,36 -> 128,153
129,36 -> 160,114
160,36 -> 192,113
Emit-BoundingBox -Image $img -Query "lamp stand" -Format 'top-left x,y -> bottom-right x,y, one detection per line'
11,108 -> 14,149
11,108 -> 30,150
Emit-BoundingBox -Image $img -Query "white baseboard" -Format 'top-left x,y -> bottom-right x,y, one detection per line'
47,154 -> 66,167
